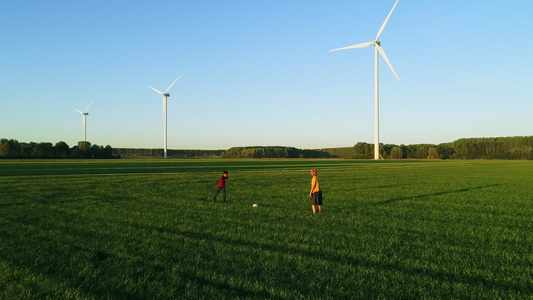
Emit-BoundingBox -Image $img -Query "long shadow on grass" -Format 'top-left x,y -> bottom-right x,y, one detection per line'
173,269 -> 281,299
0,191 -> 137,207
374,184 -> 501,206
156,224 -> 526,295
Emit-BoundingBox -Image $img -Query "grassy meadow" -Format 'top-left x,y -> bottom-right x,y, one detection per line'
0,159 -> 532,299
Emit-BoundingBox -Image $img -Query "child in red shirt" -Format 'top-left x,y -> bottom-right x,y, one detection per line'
213,171 -> 228,203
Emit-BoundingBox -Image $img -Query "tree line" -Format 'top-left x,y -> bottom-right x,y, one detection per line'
112,148 -> 224,158
2,136 -> 532,160
0,139 -> 118,159
349,136 -> 533,160
221,146 -> 331,159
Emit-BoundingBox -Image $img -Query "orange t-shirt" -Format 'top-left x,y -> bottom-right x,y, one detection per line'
311,176 -> 320,193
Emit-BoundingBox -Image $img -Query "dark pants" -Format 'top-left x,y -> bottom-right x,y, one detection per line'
213,187 -> 226,202
311,190 -> 322,205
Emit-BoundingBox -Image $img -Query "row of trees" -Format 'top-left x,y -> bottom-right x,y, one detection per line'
222,146 -> 332,159
450,137 -> 533,159
0,139 -> 118,159
349,142 -> 451,159
3,136 -> 532,160
349,136 -> 533,160
113,148 -> 225,158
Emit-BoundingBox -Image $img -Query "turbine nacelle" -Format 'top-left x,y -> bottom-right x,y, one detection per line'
148,76 -> 181,97
330,41 -> 398,82
74,101 -> 93,115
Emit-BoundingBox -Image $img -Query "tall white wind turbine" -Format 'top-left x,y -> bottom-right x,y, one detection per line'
149,76 -> 181,159
330,0 -> 400,160
74,101 -> 93,142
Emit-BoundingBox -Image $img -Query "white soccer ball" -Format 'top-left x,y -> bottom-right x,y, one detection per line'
252,204 -> 258,207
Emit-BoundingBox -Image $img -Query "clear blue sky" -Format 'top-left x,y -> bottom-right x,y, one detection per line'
1,0 -> 532,149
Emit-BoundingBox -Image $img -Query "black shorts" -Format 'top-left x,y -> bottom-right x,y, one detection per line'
311,190 -> 322,205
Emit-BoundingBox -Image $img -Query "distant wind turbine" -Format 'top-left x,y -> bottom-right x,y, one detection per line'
74,101 -> 93,142
330,0 -> 400,160
149,76 -> 181,159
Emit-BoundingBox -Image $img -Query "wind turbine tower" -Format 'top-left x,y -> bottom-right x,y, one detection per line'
149,76 -> 181,159
74,101 -> 93,142
330,0 -> 400,160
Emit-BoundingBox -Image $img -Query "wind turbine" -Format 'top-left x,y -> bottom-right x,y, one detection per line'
149,76 -> 181,159
330,0 -> 400,160
74,101 -> 93,142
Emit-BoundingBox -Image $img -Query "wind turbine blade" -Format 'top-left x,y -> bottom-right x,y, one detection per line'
84,101 -> 93,113
149,86 -> 164,95
376,44 -> 400,81
164,76 -> 181,94
74,109 -> 83,114
375,0 -> 399,41
330,42 -> 373,52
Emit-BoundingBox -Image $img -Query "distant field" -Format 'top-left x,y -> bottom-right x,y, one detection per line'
1,159 -> 532,299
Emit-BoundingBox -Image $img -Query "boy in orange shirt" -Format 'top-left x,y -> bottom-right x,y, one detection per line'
309,168 -> 322,214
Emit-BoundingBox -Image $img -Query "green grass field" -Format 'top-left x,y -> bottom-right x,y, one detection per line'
1,159 -> 532,299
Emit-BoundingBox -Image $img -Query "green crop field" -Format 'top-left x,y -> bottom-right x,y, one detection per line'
0,159 -> 532,299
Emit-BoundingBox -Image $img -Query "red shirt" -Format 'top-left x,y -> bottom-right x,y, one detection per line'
218,175 -> 228,188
